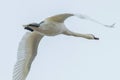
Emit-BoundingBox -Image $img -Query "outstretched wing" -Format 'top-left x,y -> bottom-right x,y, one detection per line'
46,13 -> 74,23
46,13 -> 115,28
13,32 -> 43,80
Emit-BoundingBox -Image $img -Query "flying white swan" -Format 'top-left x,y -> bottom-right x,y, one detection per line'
13,13 -> 114,80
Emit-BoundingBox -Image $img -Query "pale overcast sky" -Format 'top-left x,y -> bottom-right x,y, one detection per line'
0,0 -> 120,80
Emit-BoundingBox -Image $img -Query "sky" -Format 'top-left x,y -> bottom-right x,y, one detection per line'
0,0 -> 120,80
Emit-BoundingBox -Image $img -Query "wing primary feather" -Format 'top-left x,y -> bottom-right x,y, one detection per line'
13,32 -> 43,80
74,14 -> 115,28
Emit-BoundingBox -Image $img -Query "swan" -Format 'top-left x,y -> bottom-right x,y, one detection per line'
13,13 -> 114,80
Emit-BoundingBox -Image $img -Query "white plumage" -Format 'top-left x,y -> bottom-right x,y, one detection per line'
13,32 -> 43,80
13,13 -> 114,80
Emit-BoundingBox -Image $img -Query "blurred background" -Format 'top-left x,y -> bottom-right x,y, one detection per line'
0,0 -> 120,80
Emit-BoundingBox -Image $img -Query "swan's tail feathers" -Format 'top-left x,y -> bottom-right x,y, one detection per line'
74,14 -> 115,28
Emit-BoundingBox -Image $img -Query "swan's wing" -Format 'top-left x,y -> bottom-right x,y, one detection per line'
13,32 -> 43,80
46,13 -> 74,23
46,13 -> 115,28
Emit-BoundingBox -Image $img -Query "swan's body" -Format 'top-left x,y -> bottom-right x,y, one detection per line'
32,21 -> 66,36
13,13 -> 114,80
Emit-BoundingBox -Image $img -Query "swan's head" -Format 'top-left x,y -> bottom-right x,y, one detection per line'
23,23 -> 40,32
86,34 -> 99,40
